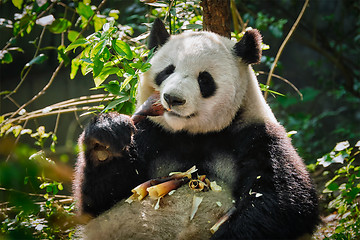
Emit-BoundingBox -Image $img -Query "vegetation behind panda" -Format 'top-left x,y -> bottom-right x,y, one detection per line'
73,19 -> 319,239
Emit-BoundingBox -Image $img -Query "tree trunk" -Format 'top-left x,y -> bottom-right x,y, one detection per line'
201,0 -> 231,38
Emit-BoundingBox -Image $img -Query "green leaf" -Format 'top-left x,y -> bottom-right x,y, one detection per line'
93,15 -> 106,32
26,54 -> 48,66
12,0 -> 23,9
21,54 -> 48,78
94,74 -> 107,87
141,62 -> 152,73
326,182 -> 339,191
103,96 -> 130,112
93,58 -> 104,79
103,81 -> 121,95
93,67 -> 120,86
129,62 -> 142,69
112,40 -> 133,60
120,75 -> 134,91
76,2 -> 94,20
65,38 -> 89,52
48,18 -> 71,34
70,58 -> 81,79
0,91 -> 11,96
68,30 -> 81,42
81,61 -> 92,76
124,65 -> 135,75
90,40 -> 106,59
325,175 -> 340,190
102,47 -> 111,61
57,45 -> 70,66
52,186 -> 59,195
1,52 -> 13,64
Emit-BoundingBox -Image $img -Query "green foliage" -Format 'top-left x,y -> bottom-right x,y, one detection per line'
66,20 -> 152,114
147,0 -> 202,34
243,12 -> 287,38
0,145 -> 75,239
318,141 -> 360,239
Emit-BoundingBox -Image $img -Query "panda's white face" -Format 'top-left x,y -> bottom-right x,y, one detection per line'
138,31 -> 264,133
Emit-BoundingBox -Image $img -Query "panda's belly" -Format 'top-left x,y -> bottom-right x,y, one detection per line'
148,151 -> 238,189
204,152 -> 238,188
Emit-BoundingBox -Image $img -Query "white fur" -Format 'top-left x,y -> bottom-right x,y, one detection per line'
138,31 -> 277,134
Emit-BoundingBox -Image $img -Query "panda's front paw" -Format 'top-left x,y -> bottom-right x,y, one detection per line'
82,112 -> 136,163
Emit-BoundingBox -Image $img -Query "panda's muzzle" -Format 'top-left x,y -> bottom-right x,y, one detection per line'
162,93 -> 196,119
166,110 -> 196,119
163,93 -> 186,108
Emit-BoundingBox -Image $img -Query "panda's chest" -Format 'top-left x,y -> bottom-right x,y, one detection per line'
138,127 -> 238,187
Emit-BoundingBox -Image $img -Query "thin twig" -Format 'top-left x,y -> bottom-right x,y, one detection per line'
164,0 -> 175,34
57,1 -> 77,14
74,111 -> 84,129
4,26 -> 47,100
258,71 -> 303,100
6,96 -> 21,108
4,61 -> 65,123
2,94 -> 112,118
0,187 -> 72,199
263,0 -> 309,100
53,112 -> 61,135
8,106 -> 104,125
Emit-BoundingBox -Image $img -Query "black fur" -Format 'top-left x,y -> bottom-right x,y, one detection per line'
148,18 -> 170,50
75,112 -> 319,238
233,29 -> 262,64
74,113 -> 146,216
155,64 -> 175,86
198,71 -> 217,98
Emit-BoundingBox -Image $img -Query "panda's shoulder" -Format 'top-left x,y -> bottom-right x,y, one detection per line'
231,121 -> 287,142
230,121 -> 298,158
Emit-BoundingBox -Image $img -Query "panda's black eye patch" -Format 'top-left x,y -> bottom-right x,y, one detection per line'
155,64 -> 175,86
198,71 -> 217,98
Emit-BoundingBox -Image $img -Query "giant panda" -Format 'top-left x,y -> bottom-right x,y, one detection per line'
73,18 -> 319,239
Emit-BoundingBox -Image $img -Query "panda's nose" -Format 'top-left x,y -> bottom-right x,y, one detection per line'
163,93 -> 186,107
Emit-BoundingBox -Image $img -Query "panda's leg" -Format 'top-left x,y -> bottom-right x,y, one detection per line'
211,195 -> 286,239
211,186 -> 318,239
73,112 -> 146,217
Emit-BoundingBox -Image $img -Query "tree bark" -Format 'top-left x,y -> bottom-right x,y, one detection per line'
201,0 -> 231,38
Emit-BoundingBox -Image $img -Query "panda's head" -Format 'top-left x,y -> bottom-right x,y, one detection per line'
138,19 -> 264,134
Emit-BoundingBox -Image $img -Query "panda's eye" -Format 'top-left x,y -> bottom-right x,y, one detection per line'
155,64 -> 175,86
198,71 -> 217,98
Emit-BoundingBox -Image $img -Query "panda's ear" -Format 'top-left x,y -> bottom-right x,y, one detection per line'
148,18 -> 170,50
233,29 -> 262,65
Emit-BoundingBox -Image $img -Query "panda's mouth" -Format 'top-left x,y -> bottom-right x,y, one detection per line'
166,110 -> 196,119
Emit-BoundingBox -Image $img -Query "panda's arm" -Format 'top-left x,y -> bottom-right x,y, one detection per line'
73,112 -> 146,217
212,124 -> 318,239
